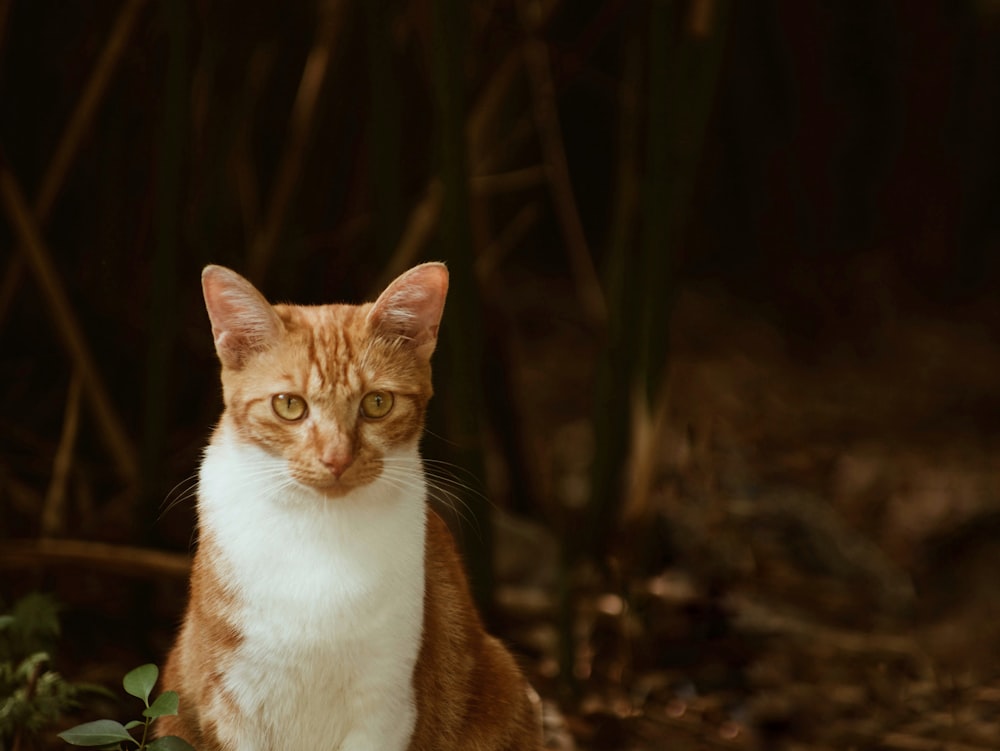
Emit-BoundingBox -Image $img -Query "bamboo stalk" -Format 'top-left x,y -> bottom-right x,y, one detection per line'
0,0 -> 10,55
365,0 -> 404,265
248,0 -> 346,283
584,21 -> 645,561
0,255 -> 19,327
430,0 -> 494,617
0,164 -> 139,484
141,0 -> 188,528
638,0 -> 729,403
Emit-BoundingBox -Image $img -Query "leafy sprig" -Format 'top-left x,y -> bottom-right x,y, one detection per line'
58,664 -> 194,751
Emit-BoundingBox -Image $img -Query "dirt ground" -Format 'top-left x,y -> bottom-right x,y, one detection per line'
494,271 -> 1000,750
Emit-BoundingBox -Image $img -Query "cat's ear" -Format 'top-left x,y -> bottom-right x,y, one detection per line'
368,262 -> 449,359
202,265 -> 284,369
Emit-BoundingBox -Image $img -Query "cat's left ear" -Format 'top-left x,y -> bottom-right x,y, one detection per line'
368,262 -> 449,360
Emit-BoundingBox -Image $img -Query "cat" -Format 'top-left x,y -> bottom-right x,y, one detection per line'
157,263 -> 540,751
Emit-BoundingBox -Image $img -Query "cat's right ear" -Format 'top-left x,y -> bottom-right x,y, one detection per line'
202,265 -> 284,369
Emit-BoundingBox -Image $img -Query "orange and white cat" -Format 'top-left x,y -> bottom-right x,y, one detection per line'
158,263 -> 539,750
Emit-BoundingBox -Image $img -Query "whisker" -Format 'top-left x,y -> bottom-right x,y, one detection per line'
378,464 -> 488,546
420,427 -> 461,448
159,474 -> 200,520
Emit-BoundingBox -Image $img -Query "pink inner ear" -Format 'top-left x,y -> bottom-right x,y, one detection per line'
369,263 -> 449,355
202,265 -> 283,369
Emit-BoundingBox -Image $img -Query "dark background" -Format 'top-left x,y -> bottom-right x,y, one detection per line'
3,1 -> 1000,748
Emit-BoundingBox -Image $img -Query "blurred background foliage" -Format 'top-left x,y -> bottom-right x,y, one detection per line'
3,0 -> 1000,748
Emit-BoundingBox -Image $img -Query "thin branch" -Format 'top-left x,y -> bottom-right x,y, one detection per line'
0,539 -> 190,579
467,0 -> 560,174
518,2 -> 607,328
471,165 -> 549,196
477,201 -> 543,281
38,0 -> 149,221
369,181 -> 444,298
42,372 -> 82,538
248,0 -> 346,282
371,0 -> 553,296
0,164 -> 139,484
0,0 -> 148,331
467,51 -> 523,167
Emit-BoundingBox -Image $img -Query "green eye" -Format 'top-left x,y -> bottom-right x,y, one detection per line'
272,393 -> 308,421
360,391 -> 394,419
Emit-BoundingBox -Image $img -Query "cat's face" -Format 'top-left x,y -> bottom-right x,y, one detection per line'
202,264 -> 448,499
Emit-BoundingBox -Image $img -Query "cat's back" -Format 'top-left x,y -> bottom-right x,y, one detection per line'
409,510 -> 541,751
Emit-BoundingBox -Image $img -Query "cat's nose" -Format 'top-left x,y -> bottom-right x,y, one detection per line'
321,446 -> 354,478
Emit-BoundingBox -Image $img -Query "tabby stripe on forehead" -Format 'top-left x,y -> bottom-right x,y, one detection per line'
310,322 -> 354,390
303,331 -> 326,390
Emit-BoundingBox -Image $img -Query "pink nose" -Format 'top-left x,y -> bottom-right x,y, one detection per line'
321,447 -> 354,478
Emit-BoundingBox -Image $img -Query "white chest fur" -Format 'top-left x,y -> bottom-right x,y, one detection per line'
197,424 -> 426,751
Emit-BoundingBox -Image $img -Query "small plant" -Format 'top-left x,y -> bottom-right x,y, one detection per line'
58,664 -> 193,751
0,593 -> 102,749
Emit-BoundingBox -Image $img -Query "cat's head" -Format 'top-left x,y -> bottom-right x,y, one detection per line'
201,263 -> 448,498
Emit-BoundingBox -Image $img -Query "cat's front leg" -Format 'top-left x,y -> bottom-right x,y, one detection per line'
339,703 -> 416,751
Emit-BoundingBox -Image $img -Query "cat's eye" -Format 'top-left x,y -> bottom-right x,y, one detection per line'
272,393 -> 308,421
360,391 -> 394,419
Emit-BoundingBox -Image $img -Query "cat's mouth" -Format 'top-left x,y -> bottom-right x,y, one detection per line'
300,475 -> 355,498
293,466 -> 377,499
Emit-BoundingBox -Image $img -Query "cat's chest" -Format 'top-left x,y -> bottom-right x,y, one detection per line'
202,480 -> 426,629
198,437 -> 426,606
194,443 -> 427,745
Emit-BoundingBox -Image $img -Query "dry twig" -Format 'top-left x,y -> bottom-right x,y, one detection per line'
248,0 -> 346,282
0,165 -> 139,484
477,201 -> 543,281
0,0 -> 146,490
517,1 -> 607,328
2,0 -> 148,315
41,373 -> 82,538
0,538 -> 190,579
369,181 -> 445,297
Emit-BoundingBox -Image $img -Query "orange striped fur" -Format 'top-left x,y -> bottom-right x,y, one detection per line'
158,264 -> 539,750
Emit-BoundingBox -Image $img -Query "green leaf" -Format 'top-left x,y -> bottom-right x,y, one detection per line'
143,690 -> 179,718
124,720 -> 144,730
146,736 -> 195,751
11,593 -> 61,646
58,719 -> 136,747
122,664 -> 158,705
16,650 -> 50,679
